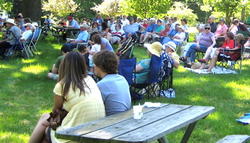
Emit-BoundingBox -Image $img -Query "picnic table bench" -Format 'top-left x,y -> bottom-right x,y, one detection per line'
56,103 -> 215,143
216,135 -> 250,143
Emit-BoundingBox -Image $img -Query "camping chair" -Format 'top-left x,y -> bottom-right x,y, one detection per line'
118,58 -> 136,85
3,30 -> 30,59
158,53 -> 174,92
30,27 -> 42,52
117,34 -> 137,59
218,42 -> 245,73
4,39 -> 22,59
131,55 -> 162,99
20,33 -> 34,58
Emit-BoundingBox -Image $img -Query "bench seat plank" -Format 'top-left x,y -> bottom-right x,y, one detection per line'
216,135 -> 250,143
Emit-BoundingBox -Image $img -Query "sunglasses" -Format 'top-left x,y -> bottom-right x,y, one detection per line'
205,27 -> 210,30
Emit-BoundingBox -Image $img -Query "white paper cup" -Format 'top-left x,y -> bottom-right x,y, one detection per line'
133,105 -> 143,119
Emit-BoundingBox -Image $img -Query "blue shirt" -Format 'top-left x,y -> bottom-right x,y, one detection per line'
69,19 -> 80,29
168,29 -> 178,38
97,74 -> 131,116
146,24 -> 158,32
123,23 -> 140,34
76,31 -> 89,42
101,38 -> 114,52
135,59 -> 151,84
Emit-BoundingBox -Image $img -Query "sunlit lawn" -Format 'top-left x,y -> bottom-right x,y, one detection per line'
0,37 -> 250,143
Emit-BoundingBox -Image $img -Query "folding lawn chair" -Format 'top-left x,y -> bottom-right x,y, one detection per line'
218,44 -> 245,73
117,34 -> 137,59
30,27 -> 42,52
20,33 -> 34,58
130,55 -> 162,99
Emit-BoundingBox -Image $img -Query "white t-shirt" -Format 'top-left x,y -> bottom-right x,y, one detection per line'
121,19 -> 129,27
88,44 -> 101,60
20,29 -> 32,41
230,25 -> 238,35
173,32 -> 186,42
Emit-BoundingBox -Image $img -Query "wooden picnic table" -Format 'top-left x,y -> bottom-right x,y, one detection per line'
51,26 -> 80,42
56,104 -> 215,143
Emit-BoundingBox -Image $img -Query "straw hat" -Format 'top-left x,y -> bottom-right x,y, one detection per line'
144,42 -> 163,57
209,16 -> 216,20
5,19 -> 16,25
163,41 -> 177,52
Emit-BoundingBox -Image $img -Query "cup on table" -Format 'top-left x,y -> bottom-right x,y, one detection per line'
133,105 -> 143,119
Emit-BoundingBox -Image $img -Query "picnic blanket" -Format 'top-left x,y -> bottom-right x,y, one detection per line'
186,66 -> 237,74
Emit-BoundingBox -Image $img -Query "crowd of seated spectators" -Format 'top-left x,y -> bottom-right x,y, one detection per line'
0,13 -> 40,60
179,16 -> 249,71
0,13 -> 248,142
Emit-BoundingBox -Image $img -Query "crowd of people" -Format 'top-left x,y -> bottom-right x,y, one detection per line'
179,16 -> 250,71
0,13 -> 39,59
1,13 -> 249,142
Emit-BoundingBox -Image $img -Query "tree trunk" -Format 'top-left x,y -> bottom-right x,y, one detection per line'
241,6 -> 246,22
13,0 -> 41,21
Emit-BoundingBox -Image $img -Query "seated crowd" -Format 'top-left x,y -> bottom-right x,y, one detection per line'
1,13 -> 249,142
179,17 -> 249,71
0,13 -> 40,59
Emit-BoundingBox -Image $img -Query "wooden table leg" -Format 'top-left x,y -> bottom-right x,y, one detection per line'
157,137 -> 169,143
180,121 -> 197,143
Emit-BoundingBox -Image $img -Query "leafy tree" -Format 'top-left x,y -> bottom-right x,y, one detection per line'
199,0 -> 241,24
121,0 -> 172,18
167,2 -> 198,25
10,0 -> 41,21
42,0 -> 78,17
75,0 -> 102,18
0,0 -> 12,12
91,0 -> 122,17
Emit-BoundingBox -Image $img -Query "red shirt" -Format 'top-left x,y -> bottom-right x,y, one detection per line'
221,39 -> 234,49
159,28 -> 170,37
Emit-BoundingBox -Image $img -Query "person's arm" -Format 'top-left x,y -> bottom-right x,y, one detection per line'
169,53 -> 180,68
210,35 -> 216,47
51,64 -> 58,74
0,39 -> 7,43
173,61 -> 179,68
135,64 -> 144,72
52,95 -> 64,112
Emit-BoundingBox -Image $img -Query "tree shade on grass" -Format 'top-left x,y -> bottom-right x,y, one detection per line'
0,39 -> 250,143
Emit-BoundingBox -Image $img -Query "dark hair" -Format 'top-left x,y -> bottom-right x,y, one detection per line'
102,22 -> 108,31
226,32 -> 234,40
61,45 -> 72,53
90,32 -> 99,41
181,18 -> 187,24
58,51 -> 88,101
92,34 -> 102,44
93,50 -> 118,74
233,19 -> 239,25
77,44 -> 87,53
115,24 -> 121,29
24,18 -> 32,23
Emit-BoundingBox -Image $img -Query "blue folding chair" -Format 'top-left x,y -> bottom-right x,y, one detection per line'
118,58 -> 136,85
30,27 -> 42,52
131,55 -> 162,99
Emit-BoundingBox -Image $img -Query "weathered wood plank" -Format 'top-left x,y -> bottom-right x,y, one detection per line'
81,104 -> 191,141
216,135 -> 250,143
113,106 -> 215,143
56,104 -> 168,141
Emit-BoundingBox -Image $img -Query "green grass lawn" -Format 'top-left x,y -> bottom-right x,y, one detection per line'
0,37 -> 250,143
